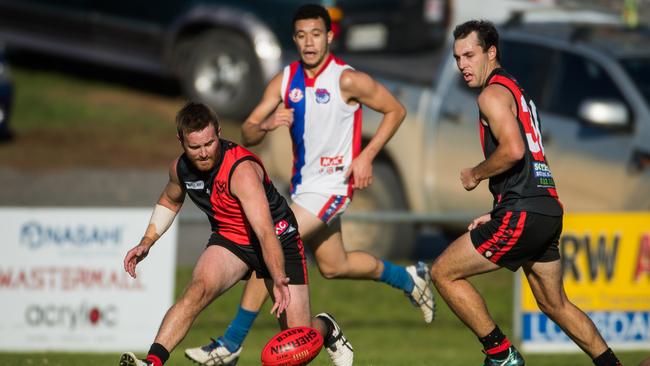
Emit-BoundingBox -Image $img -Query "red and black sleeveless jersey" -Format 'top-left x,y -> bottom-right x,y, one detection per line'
481,68 -> 563,216
176,139 -> 293,246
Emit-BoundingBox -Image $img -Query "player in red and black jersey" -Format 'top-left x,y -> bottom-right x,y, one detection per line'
118,102 -> 352,366
429,20 -> 621,366
176,138 -> 307,283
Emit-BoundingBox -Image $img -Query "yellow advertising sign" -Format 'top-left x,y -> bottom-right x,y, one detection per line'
518,212 -> 650,351
521,213 -> 650,311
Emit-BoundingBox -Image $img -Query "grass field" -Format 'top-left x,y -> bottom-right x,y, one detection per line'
0,266 -> 647,366
1,61 -> 647,366
0,60 -> 241,171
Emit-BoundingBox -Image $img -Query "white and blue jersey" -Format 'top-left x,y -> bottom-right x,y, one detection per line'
281,54 -> 362,197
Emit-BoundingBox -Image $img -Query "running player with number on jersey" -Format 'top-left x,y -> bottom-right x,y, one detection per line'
429,20 -> 622,366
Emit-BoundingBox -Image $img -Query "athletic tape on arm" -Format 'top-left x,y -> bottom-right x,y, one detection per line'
149,204 -> 177,236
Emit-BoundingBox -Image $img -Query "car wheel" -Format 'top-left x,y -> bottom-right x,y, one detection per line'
180,30 -> 262,120
342,162 -> 415,258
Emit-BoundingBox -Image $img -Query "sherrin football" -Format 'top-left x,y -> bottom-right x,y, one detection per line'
261,326 -> 324,366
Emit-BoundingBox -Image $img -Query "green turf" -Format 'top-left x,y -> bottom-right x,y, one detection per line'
0,266 -> 646,365
0,66 -> 242,170
10,68 -> 176,130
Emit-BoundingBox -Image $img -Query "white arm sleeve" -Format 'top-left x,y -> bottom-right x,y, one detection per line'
149,204 -> 177,236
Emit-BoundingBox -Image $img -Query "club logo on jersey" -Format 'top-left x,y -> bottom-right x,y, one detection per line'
215,180 -> 226,194
289,88 -> 304,103
315,88 -> 330,104
185,180 -> 204,190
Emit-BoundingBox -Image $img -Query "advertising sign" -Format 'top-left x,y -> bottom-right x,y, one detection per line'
516,213 -> 650,352
0,208 -> 177,352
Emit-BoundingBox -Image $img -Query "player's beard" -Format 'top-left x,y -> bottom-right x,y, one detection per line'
193,156 -> 215,172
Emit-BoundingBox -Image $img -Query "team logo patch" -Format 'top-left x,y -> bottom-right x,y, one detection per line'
315,88 -> 330,104
289,88 -> 304,103
185,180 -> 204,190
215,180 -> 226,194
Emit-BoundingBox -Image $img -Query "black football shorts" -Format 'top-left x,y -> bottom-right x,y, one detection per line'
207,216 -> 308,284
470,210 -> 562,271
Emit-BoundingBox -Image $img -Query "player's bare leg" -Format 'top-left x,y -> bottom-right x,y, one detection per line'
264,281 -> 313,330
154,246 -> 247,350
264,280 -> 354,366
121,246 -> 248,366
240,273 -> 270,310
430,232 -> 525,366
523,260 -> 616,363
430,232 -> 500,335
184,275 -> 266,365
293,202 -> 435,322
305,218 -> 384,280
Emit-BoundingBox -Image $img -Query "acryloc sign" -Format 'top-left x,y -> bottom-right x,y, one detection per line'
515,213 -> 650,352
0,208 -> 177,352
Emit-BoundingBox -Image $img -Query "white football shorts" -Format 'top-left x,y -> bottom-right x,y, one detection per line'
291,192 -> 351,225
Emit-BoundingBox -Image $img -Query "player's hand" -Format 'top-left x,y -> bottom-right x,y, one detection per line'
260,105 -> 294,132
123,242 -> 151,279
460,167 -> 480,191
270,276 -> 291,318
345,153 -> 373,190
468,213 -> 491,230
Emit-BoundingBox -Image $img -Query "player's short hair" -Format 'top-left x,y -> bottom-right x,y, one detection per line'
175,102 -> 220,141
293,4 -> 331,32
453,20 -> 500,61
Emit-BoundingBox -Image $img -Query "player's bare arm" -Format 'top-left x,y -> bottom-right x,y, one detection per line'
123,158 -> 185,278
230,160 -> 290,317
340,69 -> 406,189
241,74 -> 293,147
461,84 -> 525,191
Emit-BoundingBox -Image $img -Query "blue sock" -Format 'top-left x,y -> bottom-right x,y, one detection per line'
379,260 -> 414,293
221,306 -> 258,352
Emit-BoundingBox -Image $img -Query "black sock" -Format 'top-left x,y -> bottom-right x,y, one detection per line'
318,316 -> 335,345
593,348 -> 621,366
147,342 -> 170,365
479,326 -> 511,359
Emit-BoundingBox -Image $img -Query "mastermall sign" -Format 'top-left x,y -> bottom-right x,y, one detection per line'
0,208 -> 177,352
515,213 -> 650,352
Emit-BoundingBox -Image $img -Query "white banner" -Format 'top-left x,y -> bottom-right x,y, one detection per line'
0,208 -> 177,352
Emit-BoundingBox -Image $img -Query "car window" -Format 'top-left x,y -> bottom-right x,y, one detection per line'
548,52 -> 626,119
620,56 -> 650,105
500,40 -> 555,107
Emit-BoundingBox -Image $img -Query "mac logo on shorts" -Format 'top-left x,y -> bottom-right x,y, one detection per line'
274,219 -> 296,237
185,180 -> 204,190
289,88 -> 303,103
315,88 -> 330,104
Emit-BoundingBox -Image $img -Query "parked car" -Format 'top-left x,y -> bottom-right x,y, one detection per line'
336,0 -> 450,52
259,20 -> 650,257
0,0 -> 450,119
0,47 -> 13,142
